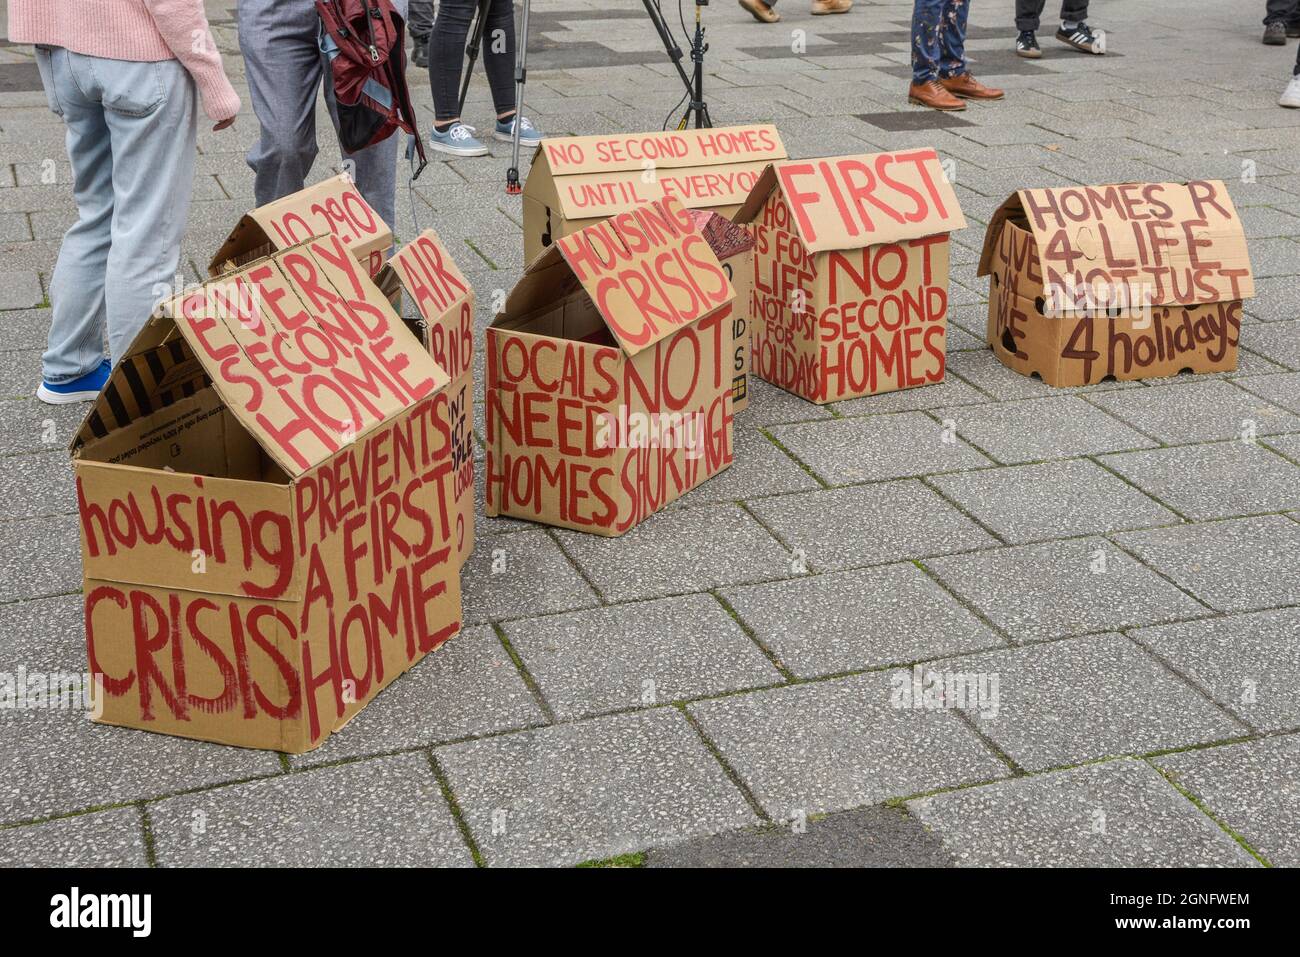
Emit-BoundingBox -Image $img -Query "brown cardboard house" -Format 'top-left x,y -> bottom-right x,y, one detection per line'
210,174 -> 394,279
979,180 -> 1254,385
73,234 -> 461,752
377,229 -> 476,567
736,150 -> 966,404
485,195 -> 736,536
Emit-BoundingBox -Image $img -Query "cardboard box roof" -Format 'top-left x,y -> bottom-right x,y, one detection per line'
209,174 -> 394,277
500,194 -> 736,359
736,150 -> 966,253
79,233 -> 449,477
526,125 -> 787,222
977,180 -> 1255,306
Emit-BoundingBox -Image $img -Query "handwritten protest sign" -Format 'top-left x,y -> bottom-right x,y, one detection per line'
71,238 -> 460,752
978,180 -> 1254,385
486,195 -> 736,535
735,150 -> 966,404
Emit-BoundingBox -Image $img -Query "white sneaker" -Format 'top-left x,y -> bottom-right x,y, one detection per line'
1280,75 -> 1300,108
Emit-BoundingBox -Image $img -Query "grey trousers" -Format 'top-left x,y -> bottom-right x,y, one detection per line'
238,0 -> 408,233
410,0 -> 434,39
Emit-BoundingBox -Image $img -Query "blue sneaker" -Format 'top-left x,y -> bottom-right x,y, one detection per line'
429,122 -> 489,157
37,358 -> 110,405
494,114 -> 542,147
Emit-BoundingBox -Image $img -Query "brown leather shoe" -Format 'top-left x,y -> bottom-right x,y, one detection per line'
738,0 -> 780,23
940,73 -> 1005,100
811,0 -> 852,14
908,80 -> 966,111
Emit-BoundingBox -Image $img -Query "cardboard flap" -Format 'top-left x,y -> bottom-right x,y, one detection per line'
687,208 -> 756,259
165,235 -> 448,477
1008,180 -> 1255,305
209,174 -> 394,277
977,193 -> 1027,278
382,228 -> 473,324
737,150 -> 965,252
552,195 -> 736,357
533,125 -> 787,178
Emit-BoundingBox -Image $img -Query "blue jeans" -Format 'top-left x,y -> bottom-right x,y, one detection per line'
912,0 -> 970,84
33,46 -> 197,383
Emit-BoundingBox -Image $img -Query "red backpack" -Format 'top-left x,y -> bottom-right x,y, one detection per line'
316,0 -> 427,176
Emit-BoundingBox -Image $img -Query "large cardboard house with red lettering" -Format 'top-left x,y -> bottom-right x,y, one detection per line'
377,229 -> 476,567
486,195 -> 737,536
979,180 -> 1254,386
72,234 -> 462,752
210,174 -> 394,279
736,150 -> 966,404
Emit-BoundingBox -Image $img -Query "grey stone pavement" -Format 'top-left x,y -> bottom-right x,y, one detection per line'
1,0 -> 1298,867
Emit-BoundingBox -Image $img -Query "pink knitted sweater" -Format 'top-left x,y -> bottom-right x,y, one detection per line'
8,0 -> 240,121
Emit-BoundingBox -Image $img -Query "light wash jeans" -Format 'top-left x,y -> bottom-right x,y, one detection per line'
239,0 -> 406,235
34,45 -> 197,383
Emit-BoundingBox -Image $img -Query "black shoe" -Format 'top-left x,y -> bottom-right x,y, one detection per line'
1016,30 -> 1042,58
410,37 -> 429,68
1056,21 -> 1105,54
1264,21 -> 1287,45
1288,21 -> 1300,38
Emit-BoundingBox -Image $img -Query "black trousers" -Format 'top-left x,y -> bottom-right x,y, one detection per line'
430,0 -> 517,123
1015,0 -> 1090,33
1265,0 -> 1300,25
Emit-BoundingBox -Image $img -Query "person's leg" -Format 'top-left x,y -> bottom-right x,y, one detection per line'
324,0 -> 406,230
1015,0 -> 1047,32
481,0 -> 519,121
239,0 -> 323,207
430,0 -> 479,127
408,0 -> 434,40
1060,0 -> 1089,25
911,0 -> 946,84
1265,0 -> 1294,24
98,57 -> 198,366
937,0 -> 971,80
36,46 -> 112,387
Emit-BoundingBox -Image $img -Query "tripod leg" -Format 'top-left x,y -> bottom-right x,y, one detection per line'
457,0 -> 492,118
506,0 -> 530,193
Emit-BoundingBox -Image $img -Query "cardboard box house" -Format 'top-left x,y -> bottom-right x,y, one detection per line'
521,124 -> 788,264
376,229 -> 476,568
485,195 -> 737,536
687,208 -> 756,412
210,174 -> 394,280
736,150 -> 966,404
72,234 -> 462,752
978,180 -> 1254,386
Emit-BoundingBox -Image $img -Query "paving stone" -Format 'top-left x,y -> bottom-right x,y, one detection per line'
721,562 -> 1006,678
1235,371 -> 1300,415
149,754 -> 474,867
0,514 -> 80,601
944,349 -> 1142,401
461,529 -> 600,624
1115,515 -> 1300,612
1155,736 -> 1300,867
831,374 -> 993,415
505,595 -> 781,720
1086,379 -> 1300,443
0,449 -> 75,519
555,503 -> 791,602
909,759 -> 1257,867
930,459 -> 1178,543
746,480 -> 998,573
1265,431 -> 1300,465
768,411 -> 992,485
0,269 -> 42,310
645,804 -> 954,868
689,672 -> 1009,818
0,691 -> 282,828
0,807 -> 147,867
437,709 -> 757,867
1244,275 -> 1300,321
1242,320 -> 1300,370
937,633 -> 1243,770
938,395 -> 1158,464
289,625 -> 544,767
1100,441 -> 1300,521
739,375 -> 834,427
0,397 -> 85,455
668,424 -> 821,508
927,536 -> 1209,642
1133,609 -> 1300,733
